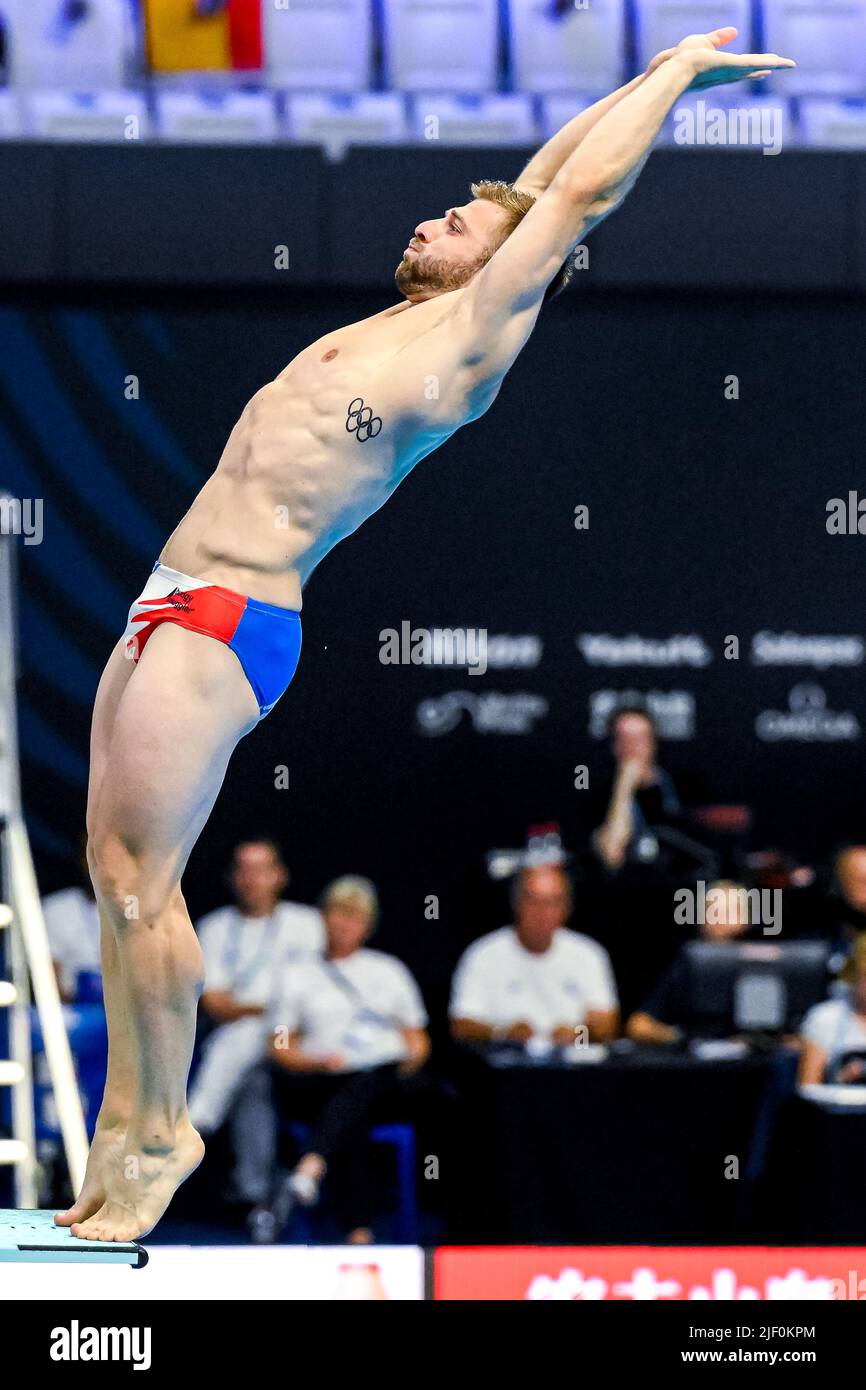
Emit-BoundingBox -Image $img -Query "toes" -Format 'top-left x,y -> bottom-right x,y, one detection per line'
72,1207 -> 110,1240
71,1206 -> 144,1243
55,1197 -> 99,1227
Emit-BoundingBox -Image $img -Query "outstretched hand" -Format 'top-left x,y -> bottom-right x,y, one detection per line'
645,25 -> 738,78
646,27 -> 796,90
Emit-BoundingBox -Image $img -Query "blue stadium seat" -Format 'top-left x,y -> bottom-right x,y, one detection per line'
288,1120 -> 418,1242
633,0 -> 753,74
538,94 -> 596,142
284,93 -> 408,156
798,98 -> 866,149
23,89 -> 151,142
2,0 -> 133,90
762,0 -> 866,96
263,0 -> 373,92
381,0 -> 500,93
508,0 -> 626,96
155,91 -> 280,144
0,90 -> 23,138
408,92 -> 536,146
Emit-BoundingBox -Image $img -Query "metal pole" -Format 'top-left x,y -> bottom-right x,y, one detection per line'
0,527 -> 87,1199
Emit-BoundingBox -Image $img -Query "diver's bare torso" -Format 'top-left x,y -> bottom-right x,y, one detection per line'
160,289 -> 501,611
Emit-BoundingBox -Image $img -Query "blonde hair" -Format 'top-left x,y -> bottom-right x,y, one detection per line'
839,932 -> 866,984
470,178 -> 575,301
320,875 -> 379,926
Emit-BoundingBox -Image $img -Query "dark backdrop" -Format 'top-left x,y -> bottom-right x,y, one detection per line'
2,279 -> 866,1013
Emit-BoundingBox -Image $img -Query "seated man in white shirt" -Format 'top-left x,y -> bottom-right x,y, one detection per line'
799,934 -> 866,1086
250,875 -> 430,1243
187,839 -> 323,1191
450,864 -> 619,1051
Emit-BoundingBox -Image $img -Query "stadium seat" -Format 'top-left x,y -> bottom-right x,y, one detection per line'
288,1121 -> 418,1242
508,0 -> 626,96
539,95 -> 595,141
263,0 -> 373,92
2,0 -> 133,90
284,93 -> 408,157
381,0 -> 499,93
798,99 -> 866,150
633,0 -> 752,73
409,93 -> 536,146
21,89 -> 151,143
155,91 -> 280,144
762,1 -> 866,97
0,90 -> 23,138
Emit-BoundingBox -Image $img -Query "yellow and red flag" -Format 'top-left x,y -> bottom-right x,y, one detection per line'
144,0 -> 263,73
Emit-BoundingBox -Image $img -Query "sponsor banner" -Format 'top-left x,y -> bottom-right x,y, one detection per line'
588,688 -> 695,739
755,684 -> 860,742
416,691 -> 548,736
577,634 -> 712,667
751,632 -> 865,669
433,1247 -> 866,1301
0,1245 -> 424,1302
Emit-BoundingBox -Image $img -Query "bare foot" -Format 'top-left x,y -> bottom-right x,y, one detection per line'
54,1123 -> 128,1228
71,1120 -> 205,1243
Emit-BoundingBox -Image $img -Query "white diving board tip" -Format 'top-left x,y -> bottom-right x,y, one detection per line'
0,1209 -> 147,1266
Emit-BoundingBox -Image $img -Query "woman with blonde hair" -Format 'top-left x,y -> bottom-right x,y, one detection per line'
798,934 -> 866,1086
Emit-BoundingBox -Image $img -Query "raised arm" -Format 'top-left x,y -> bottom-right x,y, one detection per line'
457,36 -> 795,374
514,26 -> 740,197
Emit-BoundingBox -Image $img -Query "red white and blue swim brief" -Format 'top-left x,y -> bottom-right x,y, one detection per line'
122,562 -> 302,718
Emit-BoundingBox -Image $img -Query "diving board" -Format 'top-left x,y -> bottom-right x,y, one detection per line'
0,1210 -> 147,1267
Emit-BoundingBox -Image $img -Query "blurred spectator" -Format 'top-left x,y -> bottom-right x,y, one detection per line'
626,881 -> 753,1045
188,838 -> 322,1192
827,845 -> 866,948
449,864 -> 619,1047
798,934 -> 866,1086
41,837 -> 100,1003
248,876 -> 429,1242
592,706 -> 683,873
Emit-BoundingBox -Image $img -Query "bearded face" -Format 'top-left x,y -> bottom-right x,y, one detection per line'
395,244 -> 492,298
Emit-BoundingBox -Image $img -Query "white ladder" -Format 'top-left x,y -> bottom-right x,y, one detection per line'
0,527 -> 87,1205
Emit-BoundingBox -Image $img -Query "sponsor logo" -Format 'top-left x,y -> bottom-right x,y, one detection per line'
751,632 -> 864,669
577,634 -> 712,668
755,684 -> 860,742
167,586 -> 193,614
589,689 -> 695,740
416,691 -> 548,736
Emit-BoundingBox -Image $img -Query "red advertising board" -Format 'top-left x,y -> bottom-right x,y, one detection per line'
434,1247 -> 866,1301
